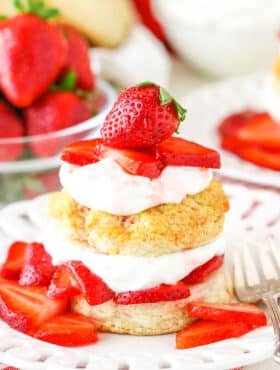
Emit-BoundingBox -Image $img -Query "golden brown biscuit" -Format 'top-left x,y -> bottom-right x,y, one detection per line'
71,265 -> 233,335
48,179 -> 229,256
47,0 -> 135,47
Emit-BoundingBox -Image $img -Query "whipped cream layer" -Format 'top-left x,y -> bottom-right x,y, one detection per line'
44,221 -> 224,293
60,158 -> 213,215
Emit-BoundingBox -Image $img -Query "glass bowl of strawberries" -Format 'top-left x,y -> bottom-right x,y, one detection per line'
0,0 -> 116,205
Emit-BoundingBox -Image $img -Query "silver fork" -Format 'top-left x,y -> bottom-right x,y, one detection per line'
233,237 -> 280,363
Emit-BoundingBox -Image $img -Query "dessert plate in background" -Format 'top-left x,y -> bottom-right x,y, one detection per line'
0,182 -> 279,370
180,73 -> 280,187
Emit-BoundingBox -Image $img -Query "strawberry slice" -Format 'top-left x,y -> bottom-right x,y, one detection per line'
155,137 -> 221,169
176,320 -> 252,349
114,282 -> 190,305
48,261 -> 114,305
232,112 -> 280,151
218,110 -> 257,138
47,264 -> 81,299
0,278 -> 67,333
19,243 -> 54,287
61,138 -> 103,166
61,139 -> 164,179
102,146 -> 164,179
222,142 -> 280,171
1,241 -> 28,280
187,302 -> 267,327
183,255 -> 224,285
33,312 -> 98,347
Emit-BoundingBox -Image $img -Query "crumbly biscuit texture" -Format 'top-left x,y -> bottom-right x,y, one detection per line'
71,266 -> 233,335
48,179 -> 229,256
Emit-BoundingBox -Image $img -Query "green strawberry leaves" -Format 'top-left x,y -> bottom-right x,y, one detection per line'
137,81 -> 187,125
13,0 -> 59,20
50,70 -> 77,92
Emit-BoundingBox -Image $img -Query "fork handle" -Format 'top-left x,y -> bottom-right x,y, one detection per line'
263,292 -> 280,364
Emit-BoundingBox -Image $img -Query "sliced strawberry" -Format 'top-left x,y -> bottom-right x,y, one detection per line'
183,255 -> 224,285
48,261 -> 114,305
187,302 -> 267,327
0,279 -> 67,333
61,139 -> 164,179
218,110 -> 257,138
61,138 -> 103,166
102,146 -> 164,179
155,137 -> 221,168
47,264 -> 81,299
1,241 -> 28,280
176,320 -> 252,349
33,312 -> 97,347
222,143 -> 280,171
114,282 -> 190,305
19,243 -> 54,287
233,112 -> 280,151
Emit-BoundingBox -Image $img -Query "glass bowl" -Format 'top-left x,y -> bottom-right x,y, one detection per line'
0,79 -> 117,205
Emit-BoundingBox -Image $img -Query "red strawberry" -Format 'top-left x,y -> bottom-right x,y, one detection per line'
133,0 -> 168,43
25,91 -> 92,157
114,282 -> 190,305
47,264 -> 81,300
218,110 -> 257,138
19,242 -> 54,287
230,112 -> 280,151
187,302 -> 267,328
183,255 -> 224,285
0,278 -> 67,333
1,241 -> 28,280
101,145 -> 164,179
221,140 -> 280,171
101,83 -> 186,149
48,261 -> 114,305
155,137 -> 221,168
61,139 -> 164,179
61,138 -> 103,166
176,320 -> 252,349
0,101 -> 24,161
58,24 -> 95,91
33,312 -> 97,347
0,14 -> 67,107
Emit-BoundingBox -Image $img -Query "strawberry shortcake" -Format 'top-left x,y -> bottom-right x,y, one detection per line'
46,82 -> 233,335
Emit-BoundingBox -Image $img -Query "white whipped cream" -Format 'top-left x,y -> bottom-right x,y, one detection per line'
60,158 -> 213,215
43,221 -> 224,293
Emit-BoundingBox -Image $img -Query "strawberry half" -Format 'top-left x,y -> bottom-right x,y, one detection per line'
176,320 -> 252,349
61,138 -> 103,166
19,242 -> 54,287
58,24 -> 95,91
33,312 -> 98,347
0,278 -> 67,333
114,282 -> 190,305
187,302 -> 267,328
48,261 -> 114,305
155,137 -> 221,168
183,255 -> 224,285
1,241 -> 28,280
218,110 -> 257,138
101,83 -> 186,149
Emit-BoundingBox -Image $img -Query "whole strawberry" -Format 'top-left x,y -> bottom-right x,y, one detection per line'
0,100 -> 24,161
25,91 -> 91,157
58,24 -> 95,91
0,1 -> 67,107
101,82 -> 186,149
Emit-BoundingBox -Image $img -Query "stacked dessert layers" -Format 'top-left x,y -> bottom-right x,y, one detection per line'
46,83 -> 232,335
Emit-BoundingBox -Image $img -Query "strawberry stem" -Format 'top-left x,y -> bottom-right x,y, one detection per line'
50,70 -> 77,92
12,0 -> 59,19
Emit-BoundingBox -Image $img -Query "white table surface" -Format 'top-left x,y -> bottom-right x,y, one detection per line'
169,59 -> 278,370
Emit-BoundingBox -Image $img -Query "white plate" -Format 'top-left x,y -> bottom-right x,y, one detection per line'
180,73 -> 280,187
0,183 -> 279,370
